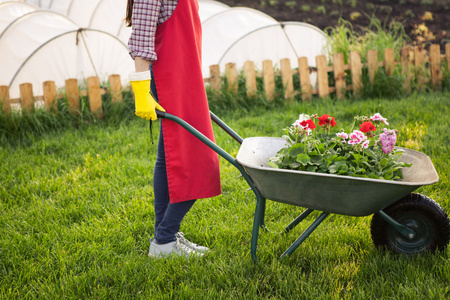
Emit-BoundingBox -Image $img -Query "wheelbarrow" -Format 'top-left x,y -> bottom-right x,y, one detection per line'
156,110 -> 450,263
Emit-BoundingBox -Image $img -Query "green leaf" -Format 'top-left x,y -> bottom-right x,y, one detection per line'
363,148 -> 376,158
307,165 -> 318,172
296,153 -> 311,165
267,162 -> 279,168
282,155 -> 294,166
352,153 -> 363,163
316,143 -> 326,153
310,155 -> 323,165
383,171 -> 394,180
289,162 -> 301,169
368,173 -> 380,179
329,161 -> 349,174
288,143 -> 305,157
380,158 -> 388,168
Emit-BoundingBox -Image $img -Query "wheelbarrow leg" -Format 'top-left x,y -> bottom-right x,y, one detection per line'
284,208 -> 314,234
259,196 -> 268,231
280,212 -> 329,260
251,195 -> 266,263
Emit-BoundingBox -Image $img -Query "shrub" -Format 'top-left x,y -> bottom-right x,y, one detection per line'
326,15 -> 410,64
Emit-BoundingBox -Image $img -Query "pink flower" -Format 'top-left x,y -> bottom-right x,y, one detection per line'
382,145 -> 394,154
336,132 -> 348,140
379,128 -> 397,153
362,140 -> 370,149
348,130 -> 367,145
370,113 -> 389,125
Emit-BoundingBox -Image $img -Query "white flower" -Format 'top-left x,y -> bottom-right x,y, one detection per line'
298,114 -> 311,122
336,132 -> 348,140
370,113 -> 389,125
292,114 -> 311,127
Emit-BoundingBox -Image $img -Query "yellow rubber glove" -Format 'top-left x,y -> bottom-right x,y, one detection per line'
129,71 -> 165,121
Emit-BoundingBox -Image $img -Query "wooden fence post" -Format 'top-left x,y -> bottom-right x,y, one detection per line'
384,48 -> 395,76
400,46 -> 412,94
367,49 -> 378,84
414,45 -> 427,90
87,76 -> 103,118
280,58 -> 294,102
429,44 -> 441,91
316,55 -> 329,99
43,80 -> 57,111
243,61 -> 257,97
349,51 -> 362,98
108,74 -> 123,103
20,83 -> 34,112
298,57 -> 311,101
65,79 -> 79,113
209,64 -> 221,91
333,53 -> 346,100
225,63 -> 238,94
0,85 -> 11,114
262,60 -> 275,101
446,43 -> 450,73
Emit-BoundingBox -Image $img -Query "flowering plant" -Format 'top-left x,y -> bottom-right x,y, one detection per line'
268,113 -> 412,180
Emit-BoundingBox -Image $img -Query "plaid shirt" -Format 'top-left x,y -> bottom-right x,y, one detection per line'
128,0 -> 178,61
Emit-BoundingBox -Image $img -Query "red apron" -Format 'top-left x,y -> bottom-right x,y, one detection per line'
152,0 -> 222,203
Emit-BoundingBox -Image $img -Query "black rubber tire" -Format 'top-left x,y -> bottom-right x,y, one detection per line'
371,193 -> 450,254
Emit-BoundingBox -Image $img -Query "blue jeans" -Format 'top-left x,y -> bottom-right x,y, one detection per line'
151,68 -> 196,244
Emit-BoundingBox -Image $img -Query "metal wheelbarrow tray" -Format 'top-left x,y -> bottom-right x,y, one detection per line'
236,137 -> 439,217
157,110 -> 450,262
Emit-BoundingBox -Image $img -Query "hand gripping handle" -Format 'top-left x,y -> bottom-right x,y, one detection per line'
156,109 -> 166,119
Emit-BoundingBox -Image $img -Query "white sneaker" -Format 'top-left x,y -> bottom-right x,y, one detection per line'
148,237 -> 203,258
176,232 -> 210,253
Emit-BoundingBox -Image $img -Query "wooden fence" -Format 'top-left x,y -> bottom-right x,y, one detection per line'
208,43 -> 450,101
1,43 -> 449,117
0,74 -> 123,118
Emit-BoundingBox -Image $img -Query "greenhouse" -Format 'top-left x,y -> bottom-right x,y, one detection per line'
1,0 -> 327,98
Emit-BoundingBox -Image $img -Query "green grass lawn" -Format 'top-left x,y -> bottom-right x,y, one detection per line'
1,92 -> 449,299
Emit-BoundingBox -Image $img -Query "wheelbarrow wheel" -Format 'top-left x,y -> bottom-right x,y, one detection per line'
371,193 -> 450,254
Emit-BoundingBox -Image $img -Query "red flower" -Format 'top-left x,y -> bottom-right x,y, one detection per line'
360,121 -> 376,133
300,119 -> 316,130
318,114 -> 337,127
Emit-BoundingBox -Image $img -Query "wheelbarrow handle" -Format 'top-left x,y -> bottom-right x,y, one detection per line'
157,109 -> 243,144
156,109 -> 166,119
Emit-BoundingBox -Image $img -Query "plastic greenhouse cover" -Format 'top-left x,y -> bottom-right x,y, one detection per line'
198,0 -> 229,23
67,0 -> 101,28
89,0 -> 127,38
49,0 -> 73,14
0,2 -> 37,34
2,0 -> 329,97
0,11 -> 78,90
117,23 -> 132,45
89,0 -> 231,46
24,0 -> 71,14
201,7 -> 278,77
24,0 -> 52,9
218,22 -> 328,87
9,29 -> 133,98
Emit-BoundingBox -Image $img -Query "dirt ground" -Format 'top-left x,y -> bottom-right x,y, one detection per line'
219,0 -> 450,48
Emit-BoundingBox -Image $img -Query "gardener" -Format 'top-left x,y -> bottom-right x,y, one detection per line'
126,0 -> 222,257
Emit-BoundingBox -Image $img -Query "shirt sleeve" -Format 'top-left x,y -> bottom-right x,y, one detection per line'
128,0 -> 162,61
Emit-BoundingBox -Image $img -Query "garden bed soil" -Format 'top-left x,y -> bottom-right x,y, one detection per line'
219,0 -> 450,48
